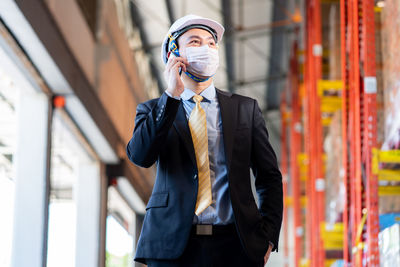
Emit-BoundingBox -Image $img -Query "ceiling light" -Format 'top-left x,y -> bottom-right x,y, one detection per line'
376,0 -> 385,8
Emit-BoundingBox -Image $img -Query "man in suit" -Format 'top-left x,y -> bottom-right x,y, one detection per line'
126,14 -> 283,267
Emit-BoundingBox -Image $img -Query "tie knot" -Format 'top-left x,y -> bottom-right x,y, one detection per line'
192,95 -> 203,103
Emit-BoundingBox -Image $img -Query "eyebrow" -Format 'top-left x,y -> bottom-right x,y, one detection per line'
186,35 -> 215,41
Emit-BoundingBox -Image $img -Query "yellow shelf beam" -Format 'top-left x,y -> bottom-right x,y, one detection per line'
372,149 -> 400,181
317,80 -> 343,97
378,186 -> 400,196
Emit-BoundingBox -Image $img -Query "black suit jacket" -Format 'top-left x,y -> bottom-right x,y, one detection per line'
126,89 -> 283,264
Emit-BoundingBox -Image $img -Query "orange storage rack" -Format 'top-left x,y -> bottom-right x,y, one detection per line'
340,0 -> 379,266
282,1 -> 379,266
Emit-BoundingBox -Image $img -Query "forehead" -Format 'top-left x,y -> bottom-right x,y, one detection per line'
178,28 -> 214,41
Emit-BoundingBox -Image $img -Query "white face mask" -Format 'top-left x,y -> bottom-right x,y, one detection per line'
185,45 -> 219,77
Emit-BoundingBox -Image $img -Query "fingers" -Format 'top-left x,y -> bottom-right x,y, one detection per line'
166,55 -> 188,70
164,54 -> 187,95
174,62 -> 186,73
169,61 -> 186,76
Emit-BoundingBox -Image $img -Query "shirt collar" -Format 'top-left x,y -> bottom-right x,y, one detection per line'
181,83 -> 216,102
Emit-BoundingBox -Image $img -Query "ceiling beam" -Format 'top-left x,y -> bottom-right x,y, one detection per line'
129,0 -> 165,95
236,26 -> 296,40
266,0 -> 290,110
235,74 -> 287,87
141,28 -> 296,52
221,0 -> 236,93
164,0 -> 175,24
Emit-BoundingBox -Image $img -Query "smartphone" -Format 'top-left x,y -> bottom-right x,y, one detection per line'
169,51 -> 183,76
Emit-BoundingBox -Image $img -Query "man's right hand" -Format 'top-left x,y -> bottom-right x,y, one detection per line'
164,54 -> 188,97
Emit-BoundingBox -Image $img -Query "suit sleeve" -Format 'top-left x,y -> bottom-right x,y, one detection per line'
250,99 -> 283,252
126,92 -> 181,168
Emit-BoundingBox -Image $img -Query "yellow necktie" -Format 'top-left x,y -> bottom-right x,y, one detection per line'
188,95 -> 212,215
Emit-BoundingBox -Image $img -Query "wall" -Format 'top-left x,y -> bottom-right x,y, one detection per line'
45,0 -> 158,199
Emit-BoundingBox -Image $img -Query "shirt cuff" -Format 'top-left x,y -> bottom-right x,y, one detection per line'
268,241 -> 274,249
165,90 -> 181,100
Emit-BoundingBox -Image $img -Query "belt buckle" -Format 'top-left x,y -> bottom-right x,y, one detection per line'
196,225 -> 212,235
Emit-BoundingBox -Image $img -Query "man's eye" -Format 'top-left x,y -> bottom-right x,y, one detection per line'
190,40 -> 200,44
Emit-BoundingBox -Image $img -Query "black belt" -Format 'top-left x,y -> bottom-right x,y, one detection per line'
190,224 -> 236,236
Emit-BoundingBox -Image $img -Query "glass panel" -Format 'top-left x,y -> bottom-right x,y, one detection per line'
0,63 -> 18,267
46,110 -> 92,267
106,187 -> 135,267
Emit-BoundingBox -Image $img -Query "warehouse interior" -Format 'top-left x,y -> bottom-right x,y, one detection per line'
0,0 -> 399,267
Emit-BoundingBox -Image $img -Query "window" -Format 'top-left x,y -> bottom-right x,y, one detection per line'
0,63 -> 18,267
106,186 -> 136,267
46,110 -> 94,267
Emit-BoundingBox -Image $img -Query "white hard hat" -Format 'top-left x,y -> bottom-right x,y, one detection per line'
161,14 -> 225,64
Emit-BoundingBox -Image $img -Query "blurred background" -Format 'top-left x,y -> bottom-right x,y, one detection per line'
0,0 -> 399,267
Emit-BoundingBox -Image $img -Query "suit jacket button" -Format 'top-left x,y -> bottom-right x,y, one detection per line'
193,174 -> 197,179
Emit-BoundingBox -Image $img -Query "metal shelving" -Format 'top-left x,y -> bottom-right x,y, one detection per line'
340,0 -> 379,265
282,0 -> 380,266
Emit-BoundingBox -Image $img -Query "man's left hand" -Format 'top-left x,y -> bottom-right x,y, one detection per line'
263,243 -> 273,265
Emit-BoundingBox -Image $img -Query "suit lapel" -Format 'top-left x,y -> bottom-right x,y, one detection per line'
216,89 -> 237,171
173,102 -> 197,169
